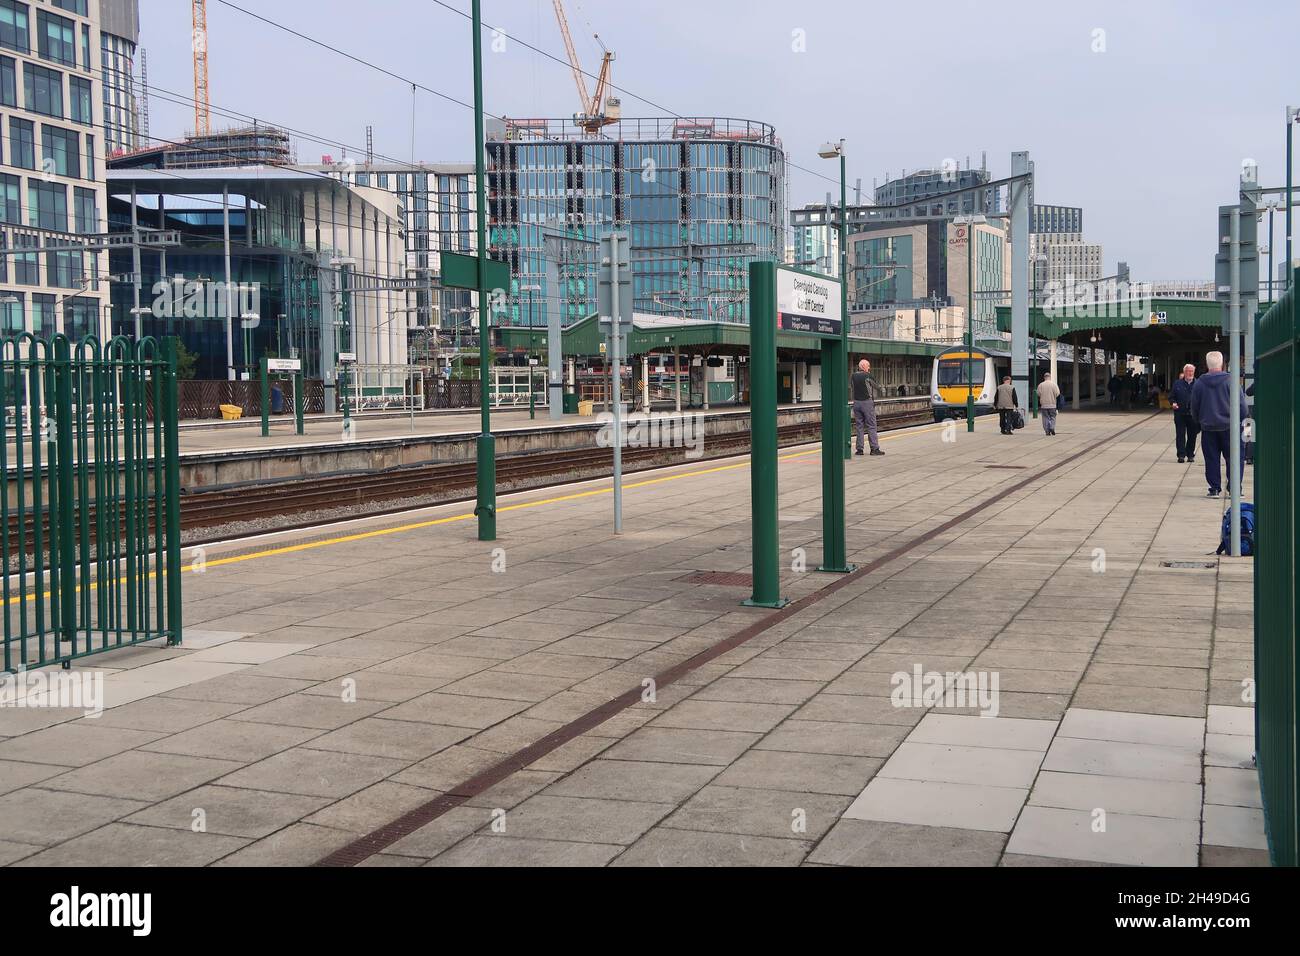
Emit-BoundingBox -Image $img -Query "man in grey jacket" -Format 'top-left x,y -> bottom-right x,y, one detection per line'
1036,373 -> 1061,436
994,376 -> 1018,435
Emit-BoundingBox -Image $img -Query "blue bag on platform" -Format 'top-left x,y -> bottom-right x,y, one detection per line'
1217,503 -> 1255,556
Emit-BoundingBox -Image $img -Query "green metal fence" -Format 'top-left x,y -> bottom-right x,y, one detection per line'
2,335 -> 182,674
1255,269 -> 1298,866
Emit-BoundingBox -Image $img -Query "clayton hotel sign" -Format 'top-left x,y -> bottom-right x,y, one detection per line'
776,267 -> 842,337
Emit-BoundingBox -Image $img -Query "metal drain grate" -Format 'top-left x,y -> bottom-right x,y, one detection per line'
1160,560 -> 1218,570
984,465 -> 1027,470
676,570 -> 754,587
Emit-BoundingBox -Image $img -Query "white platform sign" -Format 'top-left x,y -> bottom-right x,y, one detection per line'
776,267 -> 842,336
266,358 -> 302,372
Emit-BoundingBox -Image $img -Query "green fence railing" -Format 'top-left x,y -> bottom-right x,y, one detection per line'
2,335 -> 182,674
1255,268 -> 1298,866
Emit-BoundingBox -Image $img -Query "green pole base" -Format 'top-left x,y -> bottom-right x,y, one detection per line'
743,596 -> 790,609
966,399 -> 976,433
816,563 -> 857,574
476,431 -> 497,541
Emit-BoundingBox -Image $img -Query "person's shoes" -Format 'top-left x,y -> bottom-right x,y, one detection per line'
870,448 -> 885,456
855,450 -> 864,456
1187,457 -> 1196,464
1178,457 -> 1185,463
1206,489 -> 1220,498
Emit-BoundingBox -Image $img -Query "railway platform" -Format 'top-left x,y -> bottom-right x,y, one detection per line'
0,408 -> 1262,867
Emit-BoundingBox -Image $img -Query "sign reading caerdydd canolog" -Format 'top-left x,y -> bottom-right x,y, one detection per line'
776,267 -> 842,337
266,358 -> 302,372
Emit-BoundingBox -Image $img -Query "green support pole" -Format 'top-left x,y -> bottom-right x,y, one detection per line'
840,152 -> 851,462
472,0 -> 496,541
54,337 -> 75,647
816,152 -> 852,574
259,357 -> 269,437
744,262 -> 786,609
163,337 -> 182,646
529,364 -> 535,420
966,224 -> 976,432
1030,272 -> 1038,419
294,370 -> 304,435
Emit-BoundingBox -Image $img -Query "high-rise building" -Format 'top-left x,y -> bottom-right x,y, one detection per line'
300,160 -> 476,338
1029,202 -> 1103,293
0,0 -> 110,339
98,0 -> 137,158
484,116 -> 785,325
873,166 -> 1000,219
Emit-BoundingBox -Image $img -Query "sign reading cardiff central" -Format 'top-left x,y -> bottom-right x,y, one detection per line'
776,267 -> 842,337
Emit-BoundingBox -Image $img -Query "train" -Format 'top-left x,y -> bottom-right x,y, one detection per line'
929,346 -> 1107,421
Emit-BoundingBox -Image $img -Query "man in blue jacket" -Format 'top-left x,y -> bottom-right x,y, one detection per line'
1190,351 -> 1248,498
1169,363 -> 1198,464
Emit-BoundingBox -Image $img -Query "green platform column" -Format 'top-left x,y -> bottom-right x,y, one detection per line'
471,0 -> 496,541
745,261 -> 787,609
259,357 -> 269,437
819,336 -> 851,573
294,370 -> 304,435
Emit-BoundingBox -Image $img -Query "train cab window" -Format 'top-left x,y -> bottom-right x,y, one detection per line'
937,359 -> 974,386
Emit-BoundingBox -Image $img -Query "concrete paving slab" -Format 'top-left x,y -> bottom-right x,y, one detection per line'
809,819 -> 1006,867
845,777 -> 1027,832
1007,806 -> 1198,867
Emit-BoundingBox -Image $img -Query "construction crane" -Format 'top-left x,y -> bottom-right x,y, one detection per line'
551,0 -> 619,133
192,0 -> 211,136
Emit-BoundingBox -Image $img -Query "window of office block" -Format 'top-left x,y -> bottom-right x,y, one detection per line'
0,54 -> 15,106
27,178 -> 66,230
73,184 -> 94,233
37,10 -> 74,67
69,74 -> 89,123
10,115 -> 33,168
41,123 -> 79,177
24,61 -> 62,116
0,1 -> 27,55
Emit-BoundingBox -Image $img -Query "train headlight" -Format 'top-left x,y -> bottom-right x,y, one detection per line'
932,394 -> 942,402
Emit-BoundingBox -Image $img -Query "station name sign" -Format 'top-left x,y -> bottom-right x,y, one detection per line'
776,267 -> 842,337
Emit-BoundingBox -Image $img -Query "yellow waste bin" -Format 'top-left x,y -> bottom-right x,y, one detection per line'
577,399 -> 595,417
219,404 -> 243,421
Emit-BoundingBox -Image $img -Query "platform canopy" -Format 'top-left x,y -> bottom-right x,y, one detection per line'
994,297 -> 1224,358
495,312 -> 947,359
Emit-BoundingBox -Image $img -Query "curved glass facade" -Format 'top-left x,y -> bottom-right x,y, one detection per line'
487,118 -> 785,326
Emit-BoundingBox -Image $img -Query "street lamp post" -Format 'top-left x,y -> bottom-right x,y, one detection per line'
1029,253 -> 1046,418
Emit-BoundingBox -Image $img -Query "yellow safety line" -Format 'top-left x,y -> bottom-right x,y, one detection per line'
5,422 -> 946,602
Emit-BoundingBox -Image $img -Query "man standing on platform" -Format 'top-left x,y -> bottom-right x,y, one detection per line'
851,358 -> 884,457
1170,363 -> 1199,464
994,375 -> 1019,435
1037,373 -> 1061,436
1191,351 -> 1246,498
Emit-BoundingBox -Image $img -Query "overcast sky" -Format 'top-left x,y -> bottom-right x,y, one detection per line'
139,0 -> 1299,279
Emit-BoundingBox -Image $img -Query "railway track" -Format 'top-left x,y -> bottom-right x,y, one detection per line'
6,406 -> 931,548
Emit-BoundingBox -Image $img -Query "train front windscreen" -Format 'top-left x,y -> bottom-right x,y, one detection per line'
937,359 -> 977,387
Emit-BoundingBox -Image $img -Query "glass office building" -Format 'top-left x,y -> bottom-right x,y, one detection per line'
485,117 -> 785,326
302,162 -> 476,340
